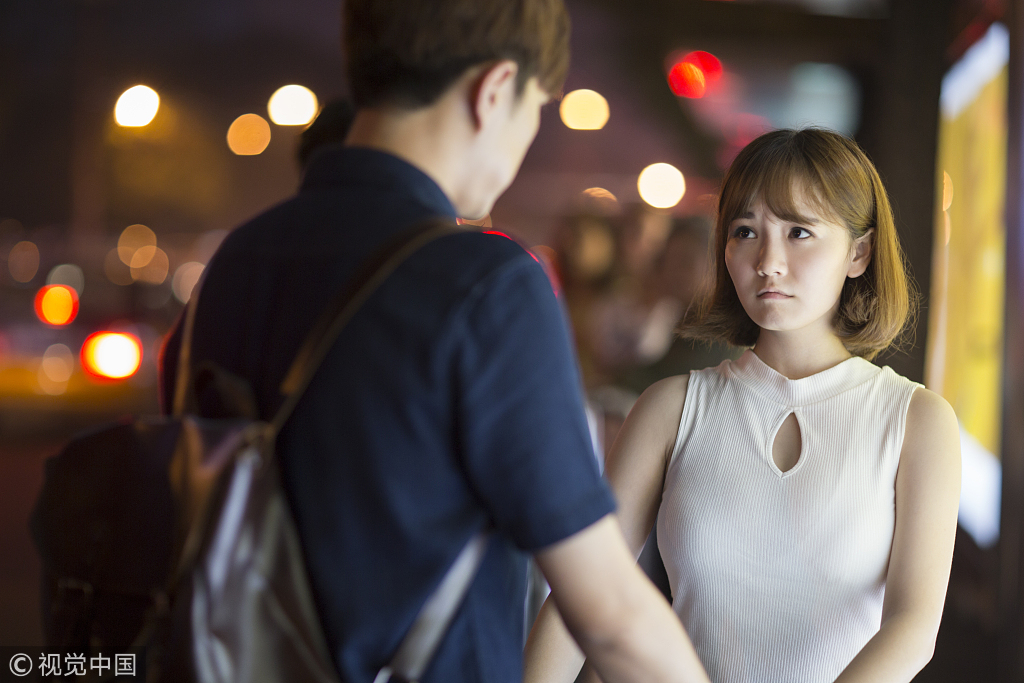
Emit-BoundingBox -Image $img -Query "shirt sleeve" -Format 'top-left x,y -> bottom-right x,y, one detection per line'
454,254 -> 616,551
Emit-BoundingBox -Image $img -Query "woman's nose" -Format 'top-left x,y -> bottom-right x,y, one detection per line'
757,239 -> 787,277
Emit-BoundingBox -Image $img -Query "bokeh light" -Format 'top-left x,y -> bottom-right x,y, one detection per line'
41,344 -> 74,383
227,114 -> 272,155
668,62 -> 706,98
81,332 -> 142,380
267,85 -> 319,126
118,224 -> 157,265
47,264 -> 85,294
8,241 -> 40,282
34,285 -> 80,326
579,187 -> 620,214
115,85 -> 160,127
130,245 -> 157,269
683,51 -> 723,84
172,262 -> 205,303
638,163 -> 686,209
559,89 -> 611,130
131,247 -> 169,285
105,249 -> 134,286
582,187 -> 618,203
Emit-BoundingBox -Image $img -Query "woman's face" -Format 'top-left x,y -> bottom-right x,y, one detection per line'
724,188 -> 872,339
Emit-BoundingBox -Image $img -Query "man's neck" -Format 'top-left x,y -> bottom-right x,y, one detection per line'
345,105 -> 469,210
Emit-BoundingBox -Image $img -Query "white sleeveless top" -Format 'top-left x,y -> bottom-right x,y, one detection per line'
657,350 -> 921,683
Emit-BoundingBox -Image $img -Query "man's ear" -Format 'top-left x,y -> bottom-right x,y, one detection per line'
848,228 -> 874,278
469,59 -> 519,130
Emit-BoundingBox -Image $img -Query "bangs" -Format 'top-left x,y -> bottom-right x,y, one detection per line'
722,147 -> 843,229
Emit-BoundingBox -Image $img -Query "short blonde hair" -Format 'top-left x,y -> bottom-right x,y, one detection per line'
680,128 -> 917,361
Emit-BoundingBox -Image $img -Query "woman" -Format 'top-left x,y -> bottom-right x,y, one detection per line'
524,129 -> 961,683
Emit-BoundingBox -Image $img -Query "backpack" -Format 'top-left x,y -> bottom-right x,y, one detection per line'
31,218 -> 490,682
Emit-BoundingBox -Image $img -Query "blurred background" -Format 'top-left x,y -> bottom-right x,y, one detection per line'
3,0 -> 1024,679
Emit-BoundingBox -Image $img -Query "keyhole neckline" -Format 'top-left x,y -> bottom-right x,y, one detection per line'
767,409 -> 806,478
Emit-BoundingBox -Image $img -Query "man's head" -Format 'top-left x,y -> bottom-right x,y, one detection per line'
341,0 -> 569,218
343,0 -> 570,110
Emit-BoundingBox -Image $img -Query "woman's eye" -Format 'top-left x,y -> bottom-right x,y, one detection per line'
790,227 -> 812,239
732,226 -> 754,239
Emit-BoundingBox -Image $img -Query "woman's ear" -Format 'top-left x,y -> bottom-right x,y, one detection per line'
847,228 -> 874,278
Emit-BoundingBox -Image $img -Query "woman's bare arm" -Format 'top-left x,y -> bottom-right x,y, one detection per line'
523,375 -> 694,683
832,387 -> 961,682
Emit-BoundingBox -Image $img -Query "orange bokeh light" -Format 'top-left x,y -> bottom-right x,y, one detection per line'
80,332 -> 142,380
668,62 -> 706,98
227,113 -> 272,155
34,285 -> 80,326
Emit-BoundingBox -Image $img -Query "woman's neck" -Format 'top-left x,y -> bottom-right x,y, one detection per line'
752,328 -> 855,380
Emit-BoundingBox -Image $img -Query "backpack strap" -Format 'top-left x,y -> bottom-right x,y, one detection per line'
266,217 -> 492,683
174,216 -> 489,682
271,217 -> 463,435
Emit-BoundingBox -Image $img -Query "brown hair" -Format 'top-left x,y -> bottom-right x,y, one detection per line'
343,0 -> 570,109
680,128 -> 917,361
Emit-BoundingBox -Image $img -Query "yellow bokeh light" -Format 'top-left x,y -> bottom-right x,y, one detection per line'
559,89 -> 610,131
583,187 -> 618,202
118,224 -> 157,265
268,85 -> 319,126
8,240 -> 40,282
115,85 -> 160,127
638,163 -> 686,209
131,246 -> 169,284
81,332 -> 142,380
227,114 -> 272,155
35,285 -> 79,326
130,245 -> 157,269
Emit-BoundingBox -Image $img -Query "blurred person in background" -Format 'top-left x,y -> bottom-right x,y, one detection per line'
550,212 -> 619,385
524,128 -> 960,683
615,215 -> 739,396
161,1 -> 710,682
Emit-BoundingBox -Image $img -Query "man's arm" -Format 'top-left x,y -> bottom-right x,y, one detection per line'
525,515 -> 710,683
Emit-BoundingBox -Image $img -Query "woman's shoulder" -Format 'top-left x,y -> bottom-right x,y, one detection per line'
635,374 -> 690,418
903,386 -> 958,438
622,375 -> 689,442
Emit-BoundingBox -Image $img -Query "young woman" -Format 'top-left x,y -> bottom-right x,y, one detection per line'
524,129 -> 961,683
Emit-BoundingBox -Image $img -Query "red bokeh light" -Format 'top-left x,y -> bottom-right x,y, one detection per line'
668,62 -> 706,98
684,51 -> 723,84
668,50 -> 724,98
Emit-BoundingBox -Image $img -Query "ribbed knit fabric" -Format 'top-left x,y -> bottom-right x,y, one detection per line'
658,349 -> 921,683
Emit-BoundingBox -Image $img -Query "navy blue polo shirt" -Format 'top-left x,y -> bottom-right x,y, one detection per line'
160,147 -> 615,683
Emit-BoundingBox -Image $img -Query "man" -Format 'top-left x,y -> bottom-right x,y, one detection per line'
161,1 -> 709,682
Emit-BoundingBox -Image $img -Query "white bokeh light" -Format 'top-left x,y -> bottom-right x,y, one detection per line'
115,85 -> 160,127
268,85 -> 319,126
